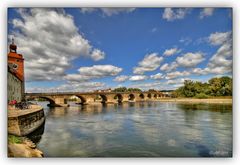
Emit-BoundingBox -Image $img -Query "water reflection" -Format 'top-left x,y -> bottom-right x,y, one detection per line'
27,122 -> 45,144
35,101 -> 232,157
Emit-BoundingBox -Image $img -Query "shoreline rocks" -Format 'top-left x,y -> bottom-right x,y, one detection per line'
8,137 -> 43,158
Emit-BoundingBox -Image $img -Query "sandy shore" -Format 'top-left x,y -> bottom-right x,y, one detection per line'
159,98 -> 232,104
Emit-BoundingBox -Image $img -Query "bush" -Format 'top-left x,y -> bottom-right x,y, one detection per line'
195,93 -> 209,99
8,135 -> 22,144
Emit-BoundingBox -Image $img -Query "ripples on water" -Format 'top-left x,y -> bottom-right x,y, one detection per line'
28,101 -> 232,157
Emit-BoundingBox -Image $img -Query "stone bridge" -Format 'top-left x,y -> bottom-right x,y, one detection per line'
25,91 -> 168,107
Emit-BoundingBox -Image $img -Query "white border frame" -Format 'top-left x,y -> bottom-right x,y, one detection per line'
1,0 -> 239,164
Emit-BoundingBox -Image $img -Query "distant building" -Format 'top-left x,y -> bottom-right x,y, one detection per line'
95,88 -> 112,93
7,39 -> 25,102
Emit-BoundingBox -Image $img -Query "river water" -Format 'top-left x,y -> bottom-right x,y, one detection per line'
28,101 -> 232,157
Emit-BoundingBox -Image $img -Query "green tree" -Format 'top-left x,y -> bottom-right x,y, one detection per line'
173,76 -> 232,97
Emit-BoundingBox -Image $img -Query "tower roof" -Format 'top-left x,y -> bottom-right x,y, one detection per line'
9,38 -> 17,53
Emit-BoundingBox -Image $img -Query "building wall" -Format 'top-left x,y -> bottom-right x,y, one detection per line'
8,71 -> 23,102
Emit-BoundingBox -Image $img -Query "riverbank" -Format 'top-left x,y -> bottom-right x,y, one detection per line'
8,105 -> 45,136
8,135 -> 43,157
159,97 -> 232,104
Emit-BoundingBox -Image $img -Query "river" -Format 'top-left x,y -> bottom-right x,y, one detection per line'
28,101 -> 232,157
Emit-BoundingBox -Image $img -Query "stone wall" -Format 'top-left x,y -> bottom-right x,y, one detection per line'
8,71 -> 23,102
8,105 -> 45,136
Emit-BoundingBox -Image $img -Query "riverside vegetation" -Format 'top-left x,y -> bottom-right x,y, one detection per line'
172,76 -> 232,99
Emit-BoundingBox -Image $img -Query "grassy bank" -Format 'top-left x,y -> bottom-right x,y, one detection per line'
8,134 -> 43,157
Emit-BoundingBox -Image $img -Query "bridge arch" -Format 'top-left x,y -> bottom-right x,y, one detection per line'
128,94 -> 135,101
153,94 -> 157,99
139,93 -> 145,99
99,94 -> 108,104
147,93 -> 152,99
27,96 -> 56,106
114,94 -> 123,103
75,95 -> 87,104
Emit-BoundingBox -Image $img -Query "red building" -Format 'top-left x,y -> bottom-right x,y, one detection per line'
8,39 -> 25,100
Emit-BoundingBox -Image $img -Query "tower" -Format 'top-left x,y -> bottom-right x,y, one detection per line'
8,38 -> 25,99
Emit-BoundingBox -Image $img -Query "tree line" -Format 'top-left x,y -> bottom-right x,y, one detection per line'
172,76 -> 232,98
112,87 -> 142,92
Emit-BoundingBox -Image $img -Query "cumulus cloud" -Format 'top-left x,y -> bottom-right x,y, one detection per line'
90,49 -> 105,61
113,75 -> 129,82
80,8 -> 136,16
209,31 -> 231,46
176,52 -> 205,68
64,65 -> 122,83
133,53 -> 164,74
150,73 -> 164,80
129,75 -> 148,81
165,71 -> 190,79
160,62 -> 178,72
26,81 -> 106,93
199,8 -> 215,19
9,8 -> 105,82
163,47 -> 181,56
207,32 -> 232,74
129,81 -> 163,91
166,78 -> 188,85
162,8 -> 191,21
192,31 -> 232,75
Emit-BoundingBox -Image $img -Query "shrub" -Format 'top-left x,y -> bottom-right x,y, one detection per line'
8,135 -> 22,144
195,93 -> 209,99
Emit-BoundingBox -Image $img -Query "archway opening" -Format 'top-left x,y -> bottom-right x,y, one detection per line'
153,94 -> 157,99
33,96 -> 55,107
139,93 -> 145,99
147,94 -> 152,99
67,95 -> 81,105
76,95 -> 87,104
128,94 -> 135,101
99,95 -> 108,104
114,94 -> 123,103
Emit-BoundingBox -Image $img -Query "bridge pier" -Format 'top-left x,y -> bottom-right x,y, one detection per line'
50,97 -> 69,107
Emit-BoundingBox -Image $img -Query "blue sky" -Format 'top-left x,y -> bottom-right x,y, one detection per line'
8,8 -> 232,92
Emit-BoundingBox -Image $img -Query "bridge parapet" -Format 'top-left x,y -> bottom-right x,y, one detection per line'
25,91 -> 166,107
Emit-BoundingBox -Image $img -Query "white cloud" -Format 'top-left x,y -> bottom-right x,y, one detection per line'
162,8 -> 190,21
151,27 -> 157,33
207,33 -> 232,74
165,71 -> 190,79
163,47 -> 181,56
192,31 -> 232,76
176,52 -> 205,68
64,65 -> 122,82
160,62 -> 178,72
9,8 -> 105,81
192,68 -> 209,75
150,73 -> 164,80
80,8 -> 97,14
129,81 -> 163,91
129,75 -> 148,81
90,49 -> 105,61
199,8 -> 214,19
209,31 -> 231,46
26,81 -> 106,93
113,75 -> 129,82
179,37 -> 192,45
133,53 -> 164,74
80,8 -> 136,16
166,78 -> 187,85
